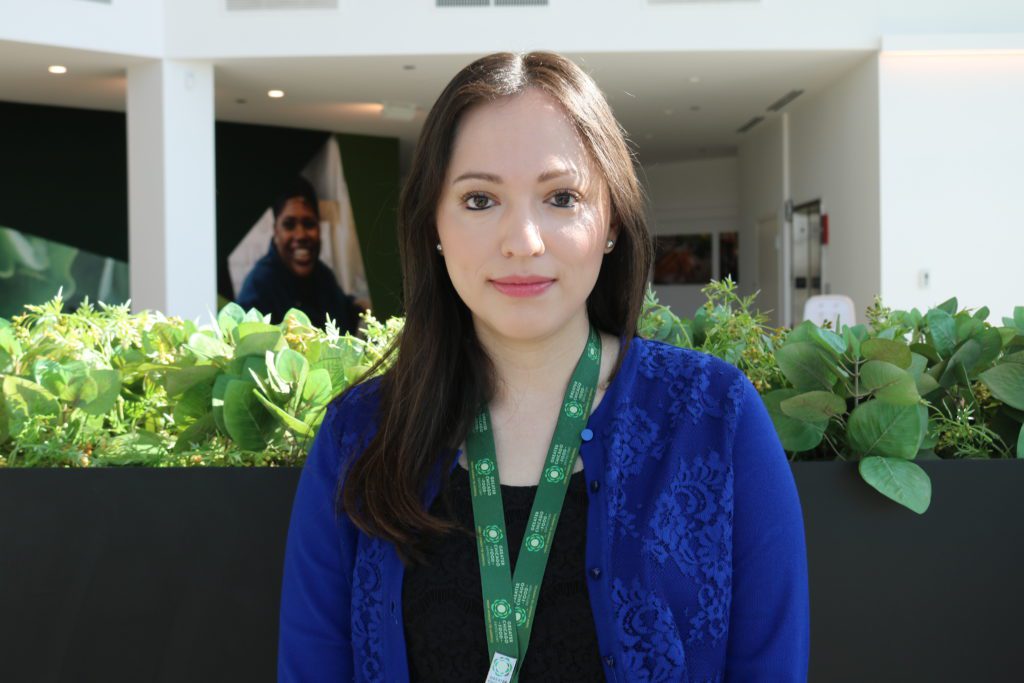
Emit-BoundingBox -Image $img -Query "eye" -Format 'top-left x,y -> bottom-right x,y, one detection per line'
462,192 -> 496,211
550,189 -> 581,209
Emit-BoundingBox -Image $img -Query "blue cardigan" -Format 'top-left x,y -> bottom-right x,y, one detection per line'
278,338 -> 810,682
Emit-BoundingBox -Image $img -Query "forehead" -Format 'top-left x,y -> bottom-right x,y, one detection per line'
279,197 -> 316,214
448,88 -> 596,181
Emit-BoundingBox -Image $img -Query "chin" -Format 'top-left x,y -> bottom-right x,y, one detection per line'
478,308 -> 575,343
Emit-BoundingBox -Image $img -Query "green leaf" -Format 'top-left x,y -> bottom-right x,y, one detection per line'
776,342 -> 838,392
926,309 -> 957,357
979,362 -> 1024,410
762,389 -> 827,452
973,306 -> 990,321
1017,424 -> 1023,459
254,391 -> 314,438
211,373 -> 242,436
165,364 -> 219,397
955,316 -> 984,344
222,379 -> 277,451
2,375 -> 59,420
858,456 -> 931,514
843,325 -> 867,360
172,414 -> 218,453
939,338 -> 981,387
100,430 -> 166,465
217,302 -> 246,338
779,390 -> 846,423
908,353 -> 928,379
231,321 -> 279,344
187,332 -> 232,361
848,400 -> 927,459
809,326 -> 847,358
861,338 -> 912,369
301,368 -> 332,406
861,361 -> 920,406
0,392 -> 9,444
276,348 -> 310,386
909,342 -> 941,364
1003,350 -> 1024,364
282,308 -> 312,327
173,381 -> 213,428
79,369 -> 121,416
235,331 -> 284,359
973,328 -> 1004,370
915,372 -> 941,398
936,297 -> 958,315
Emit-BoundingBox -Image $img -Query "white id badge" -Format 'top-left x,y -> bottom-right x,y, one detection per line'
484,652 -> 517,683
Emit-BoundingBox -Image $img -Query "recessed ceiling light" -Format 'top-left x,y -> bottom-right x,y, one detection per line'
236,98 -> 247,105
403,65 -> 416,71
48,65 -> 68,75
689,76 -> 700,83
267,89 -> 285,99
690,105 -> 701,112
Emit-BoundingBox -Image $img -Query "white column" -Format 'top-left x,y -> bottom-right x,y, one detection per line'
126,60 -> 216,321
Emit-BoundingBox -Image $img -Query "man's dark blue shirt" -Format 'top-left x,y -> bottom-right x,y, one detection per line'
236,240 -> 361,334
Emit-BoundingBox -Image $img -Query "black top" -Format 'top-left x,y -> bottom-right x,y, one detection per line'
235,240 -> 360,334
403,464 -> 606,682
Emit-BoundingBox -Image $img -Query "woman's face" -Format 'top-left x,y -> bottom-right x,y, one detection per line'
436,88 -> 617,344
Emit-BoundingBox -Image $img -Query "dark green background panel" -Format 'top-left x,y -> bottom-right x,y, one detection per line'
0,101 -> 128,260
0,101 -> 401,319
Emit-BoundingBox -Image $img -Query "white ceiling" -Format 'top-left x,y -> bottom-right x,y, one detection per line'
0,41 -> 872,168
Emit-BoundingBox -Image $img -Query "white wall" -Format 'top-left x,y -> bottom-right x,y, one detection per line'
878,51 -> 1024,323
787,54 -> 881,326
642,156 -> 738,319
0,0 -> 163,57
164,0 -> 879,59
737,116 -> 786,326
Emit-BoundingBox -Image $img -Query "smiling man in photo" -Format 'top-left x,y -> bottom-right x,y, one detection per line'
236,176 -> 362,334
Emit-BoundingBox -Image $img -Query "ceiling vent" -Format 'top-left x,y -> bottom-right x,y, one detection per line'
75,0 -> 112,4
437,0 -> 490,6
766,89 -> 804,112
736,116 -> 763,134
227,0 -> 337,9
495,0 -> 548,5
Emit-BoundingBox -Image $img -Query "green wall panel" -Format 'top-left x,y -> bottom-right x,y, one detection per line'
0,101 -> 401,318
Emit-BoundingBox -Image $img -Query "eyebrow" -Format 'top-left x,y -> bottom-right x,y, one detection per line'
451,169 -> 575,185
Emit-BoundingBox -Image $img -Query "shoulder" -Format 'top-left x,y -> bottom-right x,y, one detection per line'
629,337 -> 746,391
620,337 -> 753,433
238,253 -> 279,296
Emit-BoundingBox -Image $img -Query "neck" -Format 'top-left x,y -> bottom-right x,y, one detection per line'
475,312 -> 591,411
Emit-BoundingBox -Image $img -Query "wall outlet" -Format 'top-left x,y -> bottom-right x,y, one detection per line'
918,269 -> 930,288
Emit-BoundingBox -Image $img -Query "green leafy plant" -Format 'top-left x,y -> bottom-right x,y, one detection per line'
0,294 -> 400,468
3,284 -> 1021,518
637,281 -> 1024,514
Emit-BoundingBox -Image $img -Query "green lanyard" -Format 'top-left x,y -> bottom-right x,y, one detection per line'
465,325 -> 602,683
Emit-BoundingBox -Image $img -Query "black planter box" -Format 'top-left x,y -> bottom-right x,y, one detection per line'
1,462 -> 1022,682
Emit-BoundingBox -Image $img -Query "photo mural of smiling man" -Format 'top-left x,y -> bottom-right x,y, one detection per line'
236,176 -> 364,334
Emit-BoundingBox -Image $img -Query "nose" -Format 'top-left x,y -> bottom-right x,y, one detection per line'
500,203 -> 545,258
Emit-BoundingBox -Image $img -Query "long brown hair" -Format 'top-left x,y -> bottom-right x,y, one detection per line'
337,51 -> 653,563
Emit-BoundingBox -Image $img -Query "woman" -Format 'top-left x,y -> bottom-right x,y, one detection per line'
278,51 -> 809,682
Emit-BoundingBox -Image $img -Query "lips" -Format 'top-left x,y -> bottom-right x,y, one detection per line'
490,275 -> 555,298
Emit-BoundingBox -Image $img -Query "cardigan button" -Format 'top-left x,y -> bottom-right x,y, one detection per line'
590,479 -> 601,493
580,428 -> 594,442
604,655 -> 615,668
589,567 -> 602,580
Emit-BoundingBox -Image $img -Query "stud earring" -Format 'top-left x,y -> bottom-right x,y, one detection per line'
436,243 -> 443,254
605,239 -> 615,250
